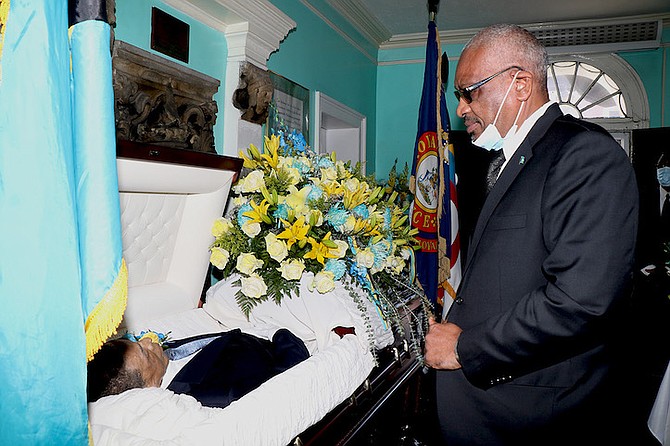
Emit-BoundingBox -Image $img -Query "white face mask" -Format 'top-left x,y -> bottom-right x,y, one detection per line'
658,166 -> 670,187
473,72 -> 524,151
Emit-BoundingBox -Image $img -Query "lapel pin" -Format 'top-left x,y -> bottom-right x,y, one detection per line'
519,156 -> 526,165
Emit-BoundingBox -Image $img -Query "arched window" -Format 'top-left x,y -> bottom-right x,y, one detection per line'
546,54 -> 649,154
548,61 -> 628,119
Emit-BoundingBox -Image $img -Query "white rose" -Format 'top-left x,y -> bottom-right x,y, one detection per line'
241,221 -> 261,238
356,249 -> 375,269
309,270 -> 336,294
211,217 -> 233,237
342,215 -> 356,233
278,259 -> 305,281
343,177 -> 360,193
265,233 -> 288,263
240,274 -> 268,299
320,167 -> 338,182
209,247 -> 230,270
236,253 -> 263,275
241,170 -> 266,193
332,240 -> 349,259
385,255 -> 405,274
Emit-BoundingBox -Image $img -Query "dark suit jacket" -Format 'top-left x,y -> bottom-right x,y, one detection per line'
167,329 -> 309,409
437,104 -> 639,445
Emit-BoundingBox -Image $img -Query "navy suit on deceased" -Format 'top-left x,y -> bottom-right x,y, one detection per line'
167,328 -> 309,409
424,24 -> 638,445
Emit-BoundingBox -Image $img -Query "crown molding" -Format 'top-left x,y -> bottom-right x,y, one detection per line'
326,0 -> 391,47
161,0 -> 295,67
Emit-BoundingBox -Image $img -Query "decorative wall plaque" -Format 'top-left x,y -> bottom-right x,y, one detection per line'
112,40 -> 219,153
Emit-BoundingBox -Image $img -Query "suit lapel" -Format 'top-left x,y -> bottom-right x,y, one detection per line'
462,104 -> 563,276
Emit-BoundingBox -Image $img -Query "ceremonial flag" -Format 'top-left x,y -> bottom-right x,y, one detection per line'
410,19 -> 460,314
0,1 -> 126,443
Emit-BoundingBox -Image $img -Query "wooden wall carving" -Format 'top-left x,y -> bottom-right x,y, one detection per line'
112,40 -> 219,153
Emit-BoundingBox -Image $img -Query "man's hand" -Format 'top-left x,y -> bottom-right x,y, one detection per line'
424,317 -> 463,370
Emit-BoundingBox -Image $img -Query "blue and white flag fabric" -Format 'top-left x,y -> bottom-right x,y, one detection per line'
0,0 -> 126,443
409,19 -> 460,315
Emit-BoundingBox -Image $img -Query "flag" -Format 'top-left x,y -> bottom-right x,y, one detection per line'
410,19 -> 460,314
0,0 -> 126,443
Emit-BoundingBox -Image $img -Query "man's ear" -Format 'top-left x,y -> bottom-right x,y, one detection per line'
514,70 -> 533,102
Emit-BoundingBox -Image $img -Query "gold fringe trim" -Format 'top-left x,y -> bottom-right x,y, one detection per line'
0,0 -> 10,82
85,259 -> 128,361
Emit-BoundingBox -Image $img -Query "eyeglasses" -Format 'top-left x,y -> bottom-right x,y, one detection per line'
454,66 -> 523,104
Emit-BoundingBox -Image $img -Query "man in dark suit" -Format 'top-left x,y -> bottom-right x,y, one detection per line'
424,24 -> 638,445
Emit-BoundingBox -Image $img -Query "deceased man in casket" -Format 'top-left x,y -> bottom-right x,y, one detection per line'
88,328 -> 311,409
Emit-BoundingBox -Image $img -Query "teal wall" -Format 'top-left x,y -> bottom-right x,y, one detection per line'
114,0 -> 228,153
267,0 -> 379,174
376,43 -> 465,181
112,2 -> 668,180
376,32 -> 670,180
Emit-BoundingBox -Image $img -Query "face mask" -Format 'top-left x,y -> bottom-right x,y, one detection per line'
658,166 -> 670,187
473,72 -> 524,151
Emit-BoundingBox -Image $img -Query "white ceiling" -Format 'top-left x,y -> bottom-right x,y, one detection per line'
326,0 -> 670,45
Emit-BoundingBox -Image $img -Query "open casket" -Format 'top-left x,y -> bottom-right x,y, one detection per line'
88,142 -> 430,446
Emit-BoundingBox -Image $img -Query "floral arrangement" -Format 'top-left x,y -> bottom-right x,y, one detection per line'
122,330 -> 171,349
209,126 -> 430,353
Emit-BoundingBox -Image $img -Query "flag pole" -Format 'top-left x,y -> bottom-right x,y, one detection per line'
428,0 -> 439,22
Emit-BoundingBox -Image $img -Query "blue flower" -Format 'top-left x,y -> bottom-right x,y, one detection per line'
325,259 -> 346,280
383,208 -> 392,230
237,203 -> 253,227
288,130 -> 307,153
371,241 -> 391,269
273,203 -> 290,221
307,184 -> 323,201
352,204 -> 369,219
326,204 -> 349,227
317,156 -> 335,169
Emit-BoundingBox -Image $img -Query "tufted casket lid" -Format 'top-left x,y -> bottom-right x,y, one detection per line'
116,140 -> 242,332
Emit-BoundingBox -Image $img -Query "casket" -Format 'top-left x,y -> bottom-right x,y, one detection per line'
88,141 -> 431,446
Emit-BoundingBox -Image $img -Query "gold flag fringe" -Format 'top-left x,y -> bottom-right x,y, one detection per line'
85,259 -> 128,361
0,0 -> 10,82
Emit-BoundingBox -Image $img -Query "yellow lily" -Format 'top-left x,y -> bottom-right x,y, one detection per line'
261,134 -> 280,169
277,216 -> 310,249
304,232 -> 339,265
243,199 -> 272,224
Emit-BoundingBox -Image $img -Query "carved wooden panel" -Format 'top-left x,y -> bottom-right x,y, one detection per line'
112,40 -> 219,153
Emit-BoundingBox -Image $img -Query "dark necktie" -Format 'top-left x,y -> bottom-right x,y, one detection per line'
662,193 -> 670,243
486,150 -> 506,193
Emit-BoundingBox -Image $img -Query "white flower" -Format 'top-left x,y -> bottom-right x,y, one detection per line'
342,215 -> 356,233
240,274 -> 268,299
356,249 -> 376,269
209,247 -> 230,270
320,167 -> 338,182
309,270 -> 336,294
265,233 -> 288,263
343,177 -> 360,193
241,221 -> 261,238
211,217 -> 233,237
233,196 -> 248,207
278,259 -> 305,281
236,253 -> 264,275
284,167 -> 302,185
385,255 -> 405,274
399,246 -> 412,260
332,240 -> 349,258
241,170 -> 266,193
